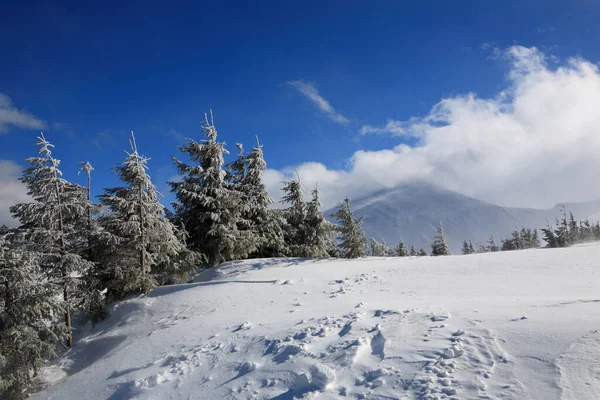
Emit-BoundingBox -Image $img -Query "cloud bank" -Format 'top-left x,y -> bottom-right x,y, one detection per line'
286,80 -> 350,125
0,93 -> 46,133
269,46 -> 600,210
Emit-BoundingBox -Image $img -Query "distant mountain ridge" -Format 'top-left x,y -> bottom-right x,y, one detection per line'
326,182 -> 600,253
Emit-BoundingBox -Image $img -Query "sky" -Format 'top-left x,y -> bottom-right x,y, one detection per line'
2,0 -> 600,225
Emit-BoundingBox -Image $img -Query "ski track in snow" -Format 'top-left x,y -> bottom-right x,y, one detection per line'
32,244 -> 600,399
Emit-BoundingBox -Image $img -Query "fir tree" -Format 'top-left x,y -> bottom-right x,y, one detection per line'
395,240 -> 408,257
0,231 -> 66,399
170,111 -> 243,266
418,248 -> 428,256
487,234 -> 499,252
76,161 -> 107,324
469,241 -> 475,254
461,240 -> 471,255
280,177 -> 307,256
330,198 -> 366,258
98,133 -> 200,300
409,245 -> 417,256
10,134 -> 92,347
304,187 -> 335,257
431,222 -> 450,256
370,238 -> 380,256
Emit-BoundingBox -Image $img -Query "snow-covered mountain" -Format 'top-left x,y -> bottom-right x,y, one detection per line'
331,182 -> 600,253
32,243 -> 600,399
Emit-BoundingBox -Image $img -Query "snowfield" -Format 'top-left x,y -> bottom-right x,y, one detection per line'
33,243 -> 600,400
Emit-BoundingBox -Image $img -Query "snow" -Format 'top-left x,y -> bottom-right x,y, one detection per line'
32,242 -> 600,399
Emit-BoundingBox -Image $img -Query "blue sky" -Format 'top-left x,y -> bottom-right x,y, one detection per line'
3,1 -> 600,224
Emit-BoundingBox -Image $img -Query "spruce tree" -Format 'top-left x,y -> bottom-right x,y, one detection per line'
280,177 -> 307,256
10,134 -> 92,347
75,161 -> 107,324
170,112 -> 243,266
418,248 -> 428,256
330,198 -> 366,258
395,240 -> 408,257
304,187 -> 335,257
98,133 -> 200,300
461,240 -> 471,255
431,221 -> 450,256
487,234 -> 499,252
468,241 -> 475,254
0,229 -> 66,399
370,237 -> 381,256
409,245 -> 417,256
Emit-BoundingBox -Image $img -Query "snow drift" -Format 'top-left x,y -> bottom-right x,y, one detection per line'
33,243 -> 600,399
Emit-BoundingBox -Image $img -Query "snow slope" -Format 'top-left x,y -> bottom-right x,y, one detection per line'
333,182 -> 600,253
33,243 -> 600,399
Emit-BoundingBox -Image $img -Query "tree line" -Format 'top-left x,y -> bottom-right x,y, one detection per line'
0,114 -> 369,398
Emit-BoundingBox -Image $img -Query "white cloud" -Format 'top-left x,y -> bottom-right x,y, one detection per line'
359,118 -> 424,137
286,80 -> 350,125
269,46 -> 600,210
0,160 -> 29,226
0,93 -> 46,133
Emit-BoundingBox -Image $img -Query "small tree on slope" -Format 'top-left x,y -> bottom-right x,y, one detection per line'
10,134 -> 92,347
170,112 -> 243,266
461,240 -> 472,255
98,133 -> 200,301
227,138 -> 285,258
304,187 -> 335,257
330,198 -> 366,258
431,222 -> 450,256
395,240 -> 408,257
280,177 -> 307,256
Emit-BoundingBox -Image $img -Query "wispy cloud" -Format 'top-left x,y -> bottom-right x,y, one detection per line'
92,131 -> 113,150
52,122 -> 76,137
360,120 -> 407,136
286,80 -> 349,125
0,93 -> 46,133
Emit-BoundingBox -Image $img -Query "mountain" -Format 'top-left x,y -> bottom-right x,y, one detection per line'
326,182 -> 600,253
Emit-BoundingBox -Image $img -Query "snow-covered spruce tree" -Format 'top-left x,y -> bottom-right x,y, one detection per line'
395,240 -> 408,257
330,198 -> 366,258
431,222 -> 450,256
0,232 -> 66,400
304,187 -> 335,258
370,238 -> 380,256
74,161 -> 107,324
170,112 -> 244,266
280,177 -> 308,256
461,240 -> 472,255
98,133 -> 200,301
227,138 -> 286,258
418,248 -> 428,256
487,234 -> 499,252
381,241 -> 392,256
10,134 -> 92,347
409,245 -> 417,256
